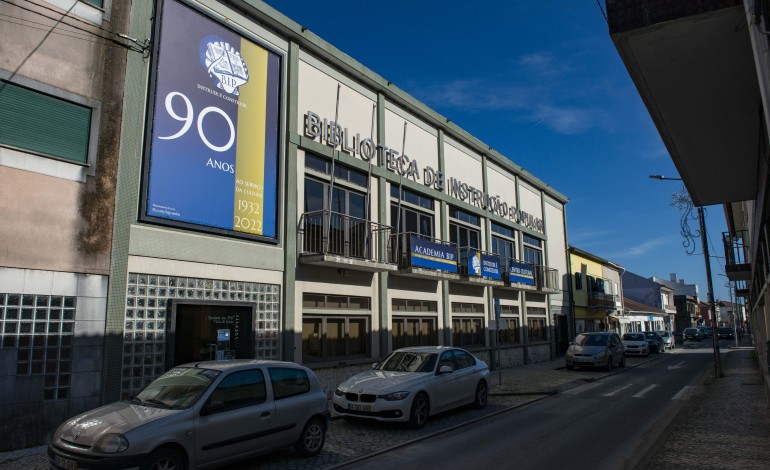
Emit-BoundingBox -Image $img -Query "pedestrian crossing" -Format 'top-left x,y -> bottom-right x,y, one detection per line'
563,381 -> 698,400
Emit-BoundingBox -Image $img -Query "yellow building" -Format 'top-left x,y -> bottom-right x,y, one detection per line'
568,246 -> 624,334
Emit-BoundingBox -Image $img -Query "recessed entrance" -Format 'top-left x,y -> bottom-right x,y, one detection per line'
167,302 -> 254,367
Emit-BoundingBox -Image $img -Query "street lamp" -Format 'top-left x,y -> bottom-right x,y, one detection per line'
649,175 -> 723,377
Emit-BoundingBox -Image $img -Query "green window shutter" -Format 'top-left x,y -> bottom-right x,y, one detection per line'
0,81 -> 92,164
83,0 -> 104,8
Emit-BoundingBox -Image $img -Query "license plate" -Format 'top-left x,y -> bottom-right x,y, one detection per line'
54,455 -> 78,470
349,403 -> 371,412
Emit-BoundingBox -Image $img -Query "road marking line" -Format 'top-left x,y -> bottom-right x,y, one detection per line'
563,382 -> 604,395
602,383 -> 633,397
633,384 -> 659,398
667,361 -> 685,370
672,386 -> 697,401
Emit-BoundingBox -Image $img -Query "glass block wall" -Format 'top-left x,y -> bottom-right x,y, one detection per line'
0,293 -> 76,400
121,273 -> 281,397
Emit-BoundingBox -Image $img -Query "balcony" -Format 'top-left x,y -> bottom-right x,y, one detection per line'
588,290 -> 618,309
389,233 -> 460,281
298,210 -> 397,272
455,247 -> 505,287
608,0 -> 759,206
534,265 -> 561,294
723,231 -> 751,281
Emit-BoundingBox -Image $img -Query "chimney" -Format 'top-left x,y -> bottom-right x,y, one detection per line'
670,273 -> 676,282
679,279 -> 684,285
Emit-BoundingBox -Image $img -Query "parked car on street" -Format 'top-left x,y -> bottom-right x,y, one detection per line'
565,332 -> 626,371
672,330 -> 684,343
717,327 -> 735,339
644,331 -> 665,353
697,326 -> 710,338
333,346 -> 489,429
48,360 -> 330,470
683,327 -> 703,342
657,330 -> 675,350
703,326 -> 713,338
622,332 -> 649,357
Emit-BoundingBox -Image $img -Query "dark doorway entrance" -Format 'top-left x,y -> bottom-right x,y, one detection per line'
167,302 -> 255,368
555,314 -> 570,355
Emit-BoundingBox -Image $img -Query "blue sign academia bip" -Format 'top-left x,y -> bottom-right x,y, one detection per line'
410,235 -> 457,272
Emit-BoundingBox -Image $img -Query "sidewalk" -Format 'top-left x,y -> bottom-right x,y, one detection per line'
2,339 -> 768,469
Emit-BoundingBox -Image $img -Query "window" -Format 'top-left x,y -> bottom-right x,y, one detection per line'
209,369 -> 266,411
392,317 -> 437,350
302,294 -> 370,310
453,349 -> 476,369
304,158 -> 369,257
392,299 -> 438,312
522,234 -> 543,266
449,207 -> 481,249
452,318 -> 484,347
498,317 -> 521,344
451,302 -> 484,314
302,316 -> 370,362
527,317 -> 547,341
574,272 -> 583,291
0,80 -> 92,164
268,367 -> 310,400
390,190 -> 434,238
492,224 -> 516,274
1,293 -> 75,401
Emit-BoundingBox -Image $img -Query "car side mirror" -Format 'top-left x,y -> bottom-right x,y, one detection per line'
371,362 -> 379,369
439,365 -> 453,374
201,400 -> 226,416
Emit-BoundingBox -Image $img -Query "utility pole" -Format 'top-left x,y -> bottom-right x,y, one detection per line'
697,206 -> 722,377
650,175 -> 722,377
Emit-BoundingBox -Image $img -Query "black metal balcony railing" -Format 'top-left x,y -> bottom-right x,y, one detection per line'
389,232 -> 459,273
588,290 -> 618,306
723,230 -> 749,266
298,210 -> 392,264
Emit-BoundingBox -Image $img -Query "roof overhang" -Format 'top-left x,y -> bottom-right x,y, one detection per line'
610,3 -> 760,206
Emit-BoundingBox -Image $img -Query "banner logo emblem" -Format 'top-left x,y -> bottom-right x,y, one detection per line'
203,40 -> 249,95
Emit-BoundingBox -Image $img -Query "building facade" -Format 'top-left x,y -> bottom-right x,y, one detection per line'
0,0 -> 574,452
622,271 -> 677,332
568,246 -> 623,334
608,0 -> 770,397
0,0 -> 130,450
621,297 -> 666,333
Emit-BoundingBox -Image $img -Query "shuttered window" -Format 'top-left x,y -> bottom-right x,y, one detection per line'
0,81 -> 92,164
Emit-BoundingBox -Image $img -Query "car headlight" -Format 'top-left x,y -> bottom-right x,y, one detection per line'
378,391 -> 410,401
334,388 -> 345,397
92,434 -> 129,453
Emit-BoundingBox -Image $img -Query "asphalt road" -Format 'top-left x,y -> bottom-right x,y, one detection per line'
335,341 -> 717,470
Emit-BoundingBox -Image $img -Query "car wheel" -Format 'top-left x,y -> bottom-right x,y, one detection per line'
605,355 -> 613,372
408,393 -> 430,429
295,417 -> 326,457
473,380 -> 488,409
141,448 -> 185,470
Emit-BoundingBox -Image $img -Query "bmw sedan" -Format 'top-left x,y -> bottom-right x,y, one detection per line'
565,332 -> 626,371
332,346 -> 489,429
49,360 -> 330,470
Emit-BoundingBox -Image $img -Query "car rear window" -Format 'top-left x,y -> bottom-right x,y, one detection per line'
269,367 -> 311,400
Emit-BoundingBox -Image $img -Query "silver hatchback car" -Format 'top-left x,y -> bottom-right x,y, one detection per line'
565,332 -> 626,371
48,360 -> 330,470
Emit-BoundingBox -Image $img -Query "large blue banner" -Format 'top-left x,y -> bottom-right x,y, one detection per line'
509,261 -> 535,285
468,252 -> 502,280
410,235 -> 457,273
143,0 -> 281,241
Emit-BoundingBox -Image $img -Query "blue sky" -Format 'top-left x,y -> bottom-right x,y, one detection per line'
261,0 -> 732,303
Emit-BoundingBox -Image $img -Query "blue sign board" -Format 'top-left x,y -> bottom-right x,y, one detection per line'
509,261 -> 535,285
410,235 -> 457,272
469,252 -> 502,280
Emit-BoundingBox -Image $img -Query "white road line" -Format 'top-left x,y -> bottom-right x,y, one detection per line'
667,361 -> 685,370
632,384 -> 659,398
672,386 -> 698,401
602,383 -> 633,397
562,382 -> 604,395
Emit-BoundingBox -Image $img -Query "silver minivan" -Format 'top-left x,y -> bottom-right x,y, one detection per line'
48,360 -> 330,469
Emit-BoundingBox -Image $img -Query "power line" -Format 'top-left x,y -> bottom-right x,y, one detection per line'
595,0 -> 609,25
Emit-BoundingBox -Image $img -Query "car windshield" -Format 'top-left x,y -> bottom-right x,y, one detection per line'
644,332 -> 657,339
377,351 -> 438,373
684,328 -> 698,334
623,333 -> 645,341
658,331 -> 670,338
133,367 -> 220,409
575,334 -> 608,346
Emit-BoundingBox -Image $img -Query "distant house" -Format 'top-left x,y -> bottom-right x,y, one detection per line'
621,297 -> 666,332
622,271 -> 677,332
568,247 -> 624,334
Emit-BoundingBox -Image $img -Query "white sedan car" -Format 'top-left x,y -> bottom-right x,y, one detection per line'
332,346 -> 489,429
